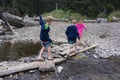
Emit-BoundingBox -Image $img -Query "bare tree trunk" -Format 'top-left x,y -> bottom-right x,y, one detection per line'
11,0 -> 17,15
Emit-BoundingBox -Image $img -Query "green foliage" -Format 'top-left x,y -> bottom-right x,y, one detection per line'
65,10 -> 86,21
107,10 -> 120,22
42,9 -> 88,21
42,10 -> 66,18
98,12 -> 107,18
109,11 -> 120,18
17,0 -> 34,16
0,0 -> 119,18
63,0 -> 119,18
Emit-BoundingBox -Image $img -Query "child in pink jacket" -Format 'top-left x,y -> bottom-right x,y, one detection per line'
73,19 -> 86,44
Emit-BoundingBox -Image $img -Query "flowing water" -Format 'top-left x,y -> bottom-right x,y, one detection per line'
0,41 -> 40,62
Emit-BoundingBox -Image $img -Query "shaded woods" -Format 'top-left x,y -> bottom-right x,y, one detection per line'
0,0 -> 120,17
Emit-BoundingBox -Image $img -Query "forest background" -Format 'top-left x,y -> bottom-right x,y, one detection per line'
0,0 -> 120,19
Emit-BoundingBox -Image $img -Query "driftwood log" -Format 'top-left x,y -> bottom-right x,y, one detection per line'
59,44 -> 99,55
34,17 -> 69,22
2,12 -> 68,27
0,44 -> 98,76
83,20 -> 98,23
0,58 -> 66,77
111,18 -> 120,22
0,13 -> 16,34
2,12 -> 38,27
0,61 -> 54,76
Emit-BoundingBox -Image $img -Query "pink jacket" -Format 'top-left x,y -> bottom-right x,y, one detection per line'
75,22 -> 86,37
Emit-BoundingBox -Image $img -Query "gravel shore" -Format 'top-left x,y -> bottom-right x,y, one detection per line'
0,22 -> 120,58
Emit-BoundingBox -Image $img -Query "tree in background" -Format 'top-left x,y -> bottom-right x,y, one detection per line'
11,0 -> 17,15
63,0 -> 119,18
0,0 -> 119,18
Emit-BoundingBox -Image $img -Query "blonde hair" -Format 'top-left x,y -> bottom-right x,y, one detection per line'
72,19 -> 77,24
46,16 -> 53,22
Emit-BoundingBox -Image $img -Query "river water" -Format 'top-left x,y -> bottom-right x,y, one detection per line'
0,41 -> 40,62
0,41 -> 120,80
2,56 -> 120,80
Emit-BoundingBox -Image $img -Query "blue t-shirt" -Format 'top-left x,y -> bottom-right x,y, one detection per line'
65,25 -> 79,41
39,16 -> 52,42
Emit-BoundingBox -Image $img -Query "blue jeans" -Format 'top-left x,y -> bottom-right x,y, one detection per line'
40,41 -> 51,48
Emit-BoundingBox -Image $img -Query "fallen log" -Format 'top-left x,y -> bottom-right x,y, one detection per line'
59,44 -> 99,55
110,18 -> 120,22
0,44 -> 99,77
0,13 -> 16,34
83,20 -> 98,23
96,18 -> 107,23
59,48 -> 75,55
0,60 -> 55,76
2,12 -> 38,27
54,57 -> 66,64
0,57 -> 67,77
34,17 -> 69,22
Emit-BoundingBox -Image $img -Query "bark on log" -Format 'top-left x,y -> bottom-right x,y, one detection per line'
2,12 -> 38,27
0,61 -> 55,76
0,58 -> 67,77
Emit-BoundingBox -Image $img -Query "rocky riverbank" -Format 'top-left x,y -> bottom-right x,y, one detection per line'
0,22 -> 120,80
0,22 -> 120,58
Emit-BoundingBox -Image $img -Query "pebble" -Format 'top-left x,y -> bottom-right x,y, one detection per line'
57,66 -> 63,73
0,78 -> 3,80
93,54 -> 98,58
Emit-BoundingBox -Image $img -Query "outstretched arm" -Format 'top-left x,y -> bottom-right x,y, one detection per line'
39,16 -> 46,30
39,16 -> 44,25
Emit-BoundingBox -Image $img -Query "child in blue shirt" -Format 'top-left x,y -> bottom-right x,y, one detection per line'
65,20 -> 80,58
37,16 -> 53,61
